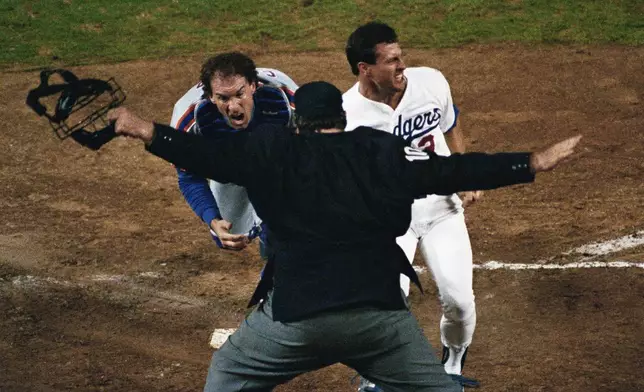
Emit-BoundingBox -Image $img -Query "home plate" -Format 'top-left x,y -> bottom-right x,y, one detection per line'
209,328 -> 236,349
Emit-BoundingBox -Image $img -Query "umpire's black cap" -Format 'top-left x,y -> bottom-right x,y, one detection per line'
294,81 -> 344,120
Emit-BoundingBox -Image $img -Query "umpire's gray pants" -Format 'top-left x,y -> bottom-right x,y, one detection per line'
204,292 -> 460,392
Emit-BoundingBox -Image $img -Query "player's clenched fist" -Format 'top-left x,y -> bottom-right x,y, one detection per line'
107,107 -> 155,144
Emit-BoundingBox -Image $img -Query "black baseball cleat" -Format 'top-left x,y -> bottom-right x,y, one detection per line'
449,374 -> 481,389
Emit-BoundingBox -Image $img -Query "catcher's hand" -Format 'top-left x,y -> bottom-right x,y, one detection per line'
210,218 -> 250,250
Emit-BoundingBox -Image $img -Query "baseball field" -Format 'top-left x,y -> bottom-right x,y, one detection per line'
1,1 -> 643,391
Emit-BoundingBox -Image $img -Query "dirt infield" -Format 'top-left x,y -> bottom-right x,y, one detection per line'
1,45 -> 643,391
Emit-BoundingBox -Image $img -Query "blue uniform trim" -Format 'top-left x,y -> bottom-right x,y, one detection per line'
446,104 -> 460,132
177,103 -> 197,133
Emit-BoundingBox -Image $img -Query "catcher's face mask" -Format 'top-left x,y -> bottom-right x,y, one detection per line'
26,68 -> 126,150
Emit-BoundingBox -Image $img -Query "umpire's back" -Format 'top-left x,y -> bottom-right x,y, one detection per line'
252,128 -> 414,243
240,82 -> 421,322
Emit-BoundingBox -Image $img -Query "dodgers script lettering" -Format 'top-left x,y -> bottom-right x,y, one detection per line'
393,108 -> 441,140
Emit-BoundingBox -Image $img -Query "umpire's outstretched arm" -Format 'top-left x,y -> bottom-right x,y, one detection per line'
399,149 -> 536,198
107,107 -> 581,196
145,124 -> 580,198
146,122 -> 539,195
145,123 -> 259,186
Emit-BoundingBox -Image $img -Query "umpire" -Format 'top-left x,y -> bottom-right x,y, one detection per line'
108,81 -> 580,392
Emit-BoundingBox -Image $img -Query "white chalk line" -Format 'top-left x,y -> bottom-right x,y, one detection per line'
6,231 -> 642,288
566,230 -> 644,257
4,272 -> 208,309
7,271 -> 160,287
413,260 -> 644,274
415,230 -> 644,274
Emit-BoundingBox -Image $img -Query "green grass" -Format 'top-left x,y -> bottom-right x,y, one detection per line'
1,0 -> 642,68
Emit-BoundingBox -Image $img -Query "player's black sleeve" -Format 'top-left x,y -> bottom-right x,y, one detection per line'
395,145 -> 536,198
145,123 -> 266,186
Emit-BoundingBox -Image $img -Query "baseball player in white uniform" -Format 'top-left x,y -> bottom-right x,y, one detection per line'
343,22 -> 481,391
170,53 -> 297,258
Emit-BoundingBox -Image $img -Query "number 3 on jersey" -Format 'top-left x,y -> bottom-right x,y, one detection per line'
418,134 -> 435,152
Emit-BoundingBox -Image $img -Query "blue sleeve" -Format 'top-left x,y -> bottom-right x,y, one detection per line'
177,168 -> 221,226
446,104 -> 460,132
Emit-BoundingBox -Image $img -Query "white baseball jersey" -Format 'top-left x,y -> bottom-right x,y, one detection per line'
343,67 -> 463,227
171,68 -> 298,236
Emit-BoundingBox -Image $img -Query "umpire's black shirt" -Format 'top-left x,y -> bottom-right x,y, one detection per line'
148,124 -> 534,322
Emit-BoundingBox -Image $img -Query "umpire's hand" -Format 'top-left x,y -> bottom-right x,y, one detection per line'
530,135 -> 583,172
107,107 -> 155,144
